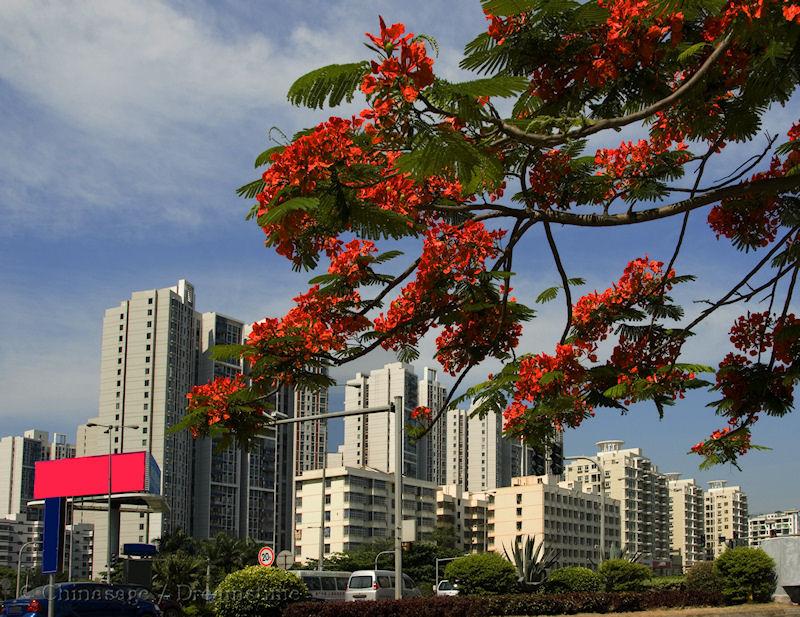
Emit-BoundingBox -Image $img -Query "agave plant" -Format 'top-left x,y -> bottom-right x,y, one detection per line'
503,534 -> 559,588
588,543 -> 643,567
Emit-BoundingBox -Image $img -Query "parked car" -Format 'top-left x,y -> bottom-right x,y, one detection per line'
435,579 -> 459,597
123,586 -> 182,617
293,571 -> 351,602
345,570 -> 421,601
0,582 -> 162,617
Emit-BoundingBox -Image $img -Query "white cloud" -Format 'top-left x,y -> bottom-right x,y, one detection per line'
0,1 -> 366,138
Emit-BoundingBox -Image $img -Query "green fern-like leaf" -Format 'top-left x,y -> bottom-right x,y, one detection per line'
257,196 -> 318,226
536,286 -> 559,303
481,0 -> 539,16
445,76 -> 531,98
287,62 -> 370,109
254,145 -> 286,169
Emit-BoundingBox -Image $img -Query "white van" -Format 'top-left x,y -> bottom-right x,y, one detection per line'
345,570 -> 422,601
294,570 -> 352,602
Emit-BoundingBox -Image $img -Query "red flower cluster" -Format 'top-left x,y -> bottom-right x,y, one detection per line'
410,405 -> 433,421
374,221 -> 505,349
361,17 -> 434,104
186,375 -> 247,436
484,10 -> 527,45
256,117 -> 365,264
526,149 -> 573,208
707,120 -> 800,249
436,304 -> 523,375
595,138 -> 689,199
504,258 -> 692,434
504,343 -> 590,433
326,238 -> 378,285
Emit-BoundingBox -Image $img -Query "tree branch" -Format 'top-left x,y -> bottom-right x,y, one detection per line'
533,174 -> 800,227
494,33 -> 733,147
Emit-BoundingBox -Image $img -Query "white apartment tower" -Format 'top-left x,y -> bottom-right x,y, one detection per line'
77,279 -> 198,577
419,367 -> 447,484
444,402 -> 512,493
704,480 -> 748,558
749,510 -> 800,547
0,430 -> 76,520
343,362 -> 424,478
193,313 -> 279,545
666,474 -> 705,570
565,440 -> 671,565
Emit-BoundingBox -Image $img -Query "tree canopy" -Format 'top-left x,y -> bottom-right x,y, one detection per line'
181,0 -> 800,467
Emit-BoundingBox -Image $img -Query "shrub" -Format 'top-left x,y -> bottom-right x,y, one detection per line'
545,567 -> 603,593
283,589 -> 724,617
714,547 -> 776,604
645,575 -> 685,590
599,559 -> 652,592
213,566 -> 307,617
443,552 -> 518,595
686,561 -> 722,593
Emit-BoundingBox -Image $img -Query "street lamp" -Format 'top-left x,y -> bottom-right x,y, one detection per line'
16,541 -> 41,597
565,455 -> 606,563
85,422 -> 139,584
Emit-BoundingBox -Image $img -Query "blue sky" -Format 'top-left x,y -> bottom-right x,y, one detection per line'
1,0 -> 798,513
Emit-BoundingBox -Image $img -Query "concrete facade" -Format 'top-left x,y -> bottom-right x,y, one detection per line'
436,484 -> 488,553
704,480 -> 748,559
488,475 -> 622,568
293,466 -> 436,563
667,474 -> 705,570
565,440 -> 671,565
343,362 -> 424,478
749,510 -> 799,547
76,279 -> 198,579
193,313 -> 279,545
419,367 -> 447,485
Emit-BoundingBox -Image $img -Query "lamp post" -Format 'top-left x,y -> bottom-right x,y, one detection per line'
16,541 -> 40,597
565,455 -> 606,563
85,422 -> 139,584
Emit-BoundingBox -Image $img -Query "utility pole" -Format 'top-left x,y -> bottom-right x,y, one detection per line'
393,396 -> 403,601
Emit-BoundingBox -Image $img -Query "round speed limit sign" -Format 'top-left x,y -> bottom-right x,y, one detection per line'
257,546 -> 275,567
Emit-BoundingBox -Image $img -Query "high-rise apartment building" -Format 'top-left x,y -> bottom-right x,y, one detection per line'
565,440 -> 671,565
419,367 -> 447,484
193,313 -> 279,545
666,474 -> 705,570
749,510 -> 800,547
343,362 -> 424,478
488,475 -> 622,567
0,430 -> 76,520
704,480 -> 748,558
293,466 -> 437,562
77,279 -> 198,578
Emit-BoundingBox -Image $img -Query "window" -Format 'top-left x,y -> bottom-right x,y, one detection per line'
146,345 -> 151,351
119,325 -> 124,331
142,428 -> 148,434
148,298 -> 153,305
144,380 -> 149,386
516,521 -> 522,531
147,321 -> 152,327
147,309 -> 152,316
145,357 -> 150,363
146,333 -> 151,340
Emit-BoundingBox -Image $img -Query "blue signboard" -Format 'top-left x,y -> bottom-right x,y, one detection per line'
42,497 -> 66,574
147,454 -> 161,495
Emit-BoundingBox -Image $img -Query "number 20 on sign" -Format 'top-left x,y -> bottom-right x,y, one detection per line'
258,546 -> 275,567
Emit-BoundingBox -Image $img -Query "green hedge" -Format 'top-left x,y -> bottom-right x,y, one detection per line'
214,566 -> 307,617
545,567 -> 604,593
283,589 -> 724,617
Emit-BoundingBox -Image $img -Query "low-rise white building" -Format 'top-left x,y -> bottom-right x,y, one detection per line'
749,510 -> 799,547
488,476 -> 621,568
293,466 -> 437,563
436,484 -> 488,553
